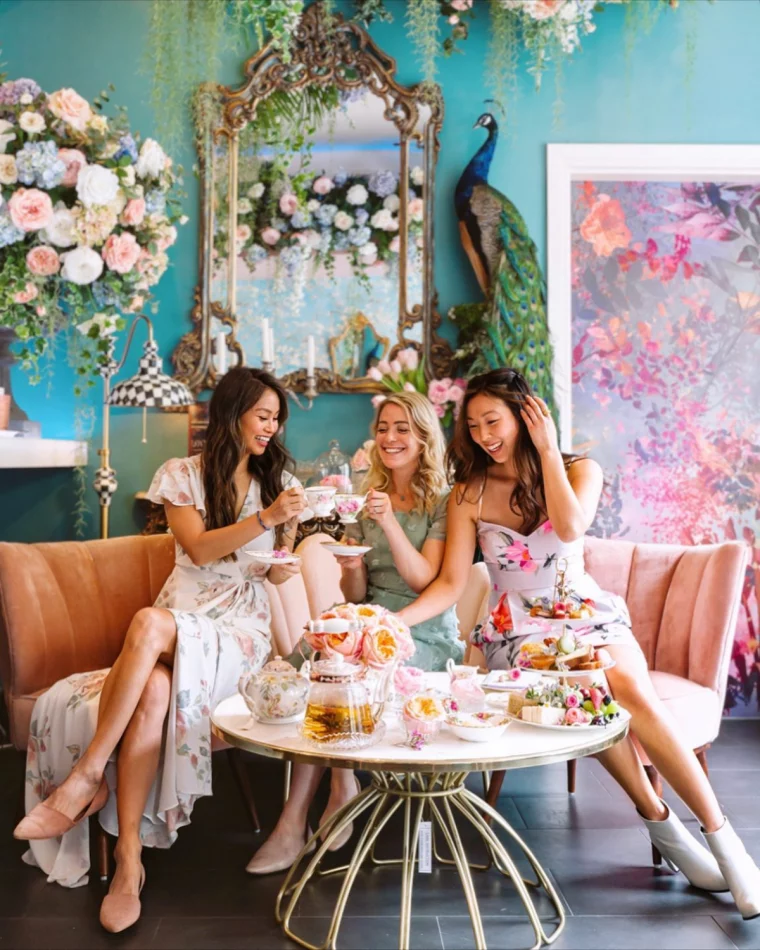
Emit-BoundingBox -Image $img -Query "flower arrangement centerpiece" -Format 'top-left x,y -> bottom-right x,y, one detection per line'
368,346 -> 467,428
512,680 -> 622,727
303,602 -> 415,669
0,78 -> 185,389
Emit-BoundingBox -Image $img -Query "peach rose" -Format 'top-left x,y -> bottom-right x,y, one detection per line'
408,198 -> 424,222
312,176 -> 334,196
260,227 -> 280,246
126,295 -> 145,312
279,193 -> 298,215
13,282 -> 38,304
361,625 -> 400,669
527,0 -> 567,19
102,232 -> 141,274
57,148 -> 87,187
579,194 -> 632,257
26,245 -> 60,276
47,87 -> 92,132
324,628 -> 363,660
120,197 -> 146,227
8,188 -> 53,231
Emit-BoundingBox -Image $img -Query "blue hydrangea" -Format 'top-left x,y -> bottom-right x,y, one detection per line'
339,87 -> 366,107
244,244 -> 268,266
290,210 -> 312,230
15,140 -> 65,189
0,208 -> 24,247
354,208 -> 369,226
272,216 -> 289,233
280,244 -> 308,276
144,190 -> 166,215
115,134 -> 138,163
318,232 -> 332,254
332,233 -> 350,252
348,226 -> 371,247
368,169 -> 397,198
333,167 -> 348,187
0,78 -> 41,107
92,281 -> 120,309
314,203 -> 338,228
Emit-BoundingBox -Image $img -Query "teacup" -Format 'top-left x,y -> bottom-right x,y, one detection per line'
446,657 -> 479,682
334,493 -> 366,524
304,485 -> 337,518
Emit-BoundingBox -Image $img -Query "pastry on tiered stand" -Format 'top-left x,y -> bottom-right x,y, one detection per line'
516,629 -> 604,672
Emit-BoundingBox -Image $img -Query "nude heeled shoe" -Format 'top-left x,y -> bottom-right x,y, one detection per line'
246,829 -> 316,875
100,864 -> 146,933
13,777 -> 109,841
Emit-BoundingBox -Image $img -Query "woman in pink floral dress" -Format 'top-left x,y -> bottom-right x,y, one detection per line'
14,368 -> 308,932
399,368 -> 760,920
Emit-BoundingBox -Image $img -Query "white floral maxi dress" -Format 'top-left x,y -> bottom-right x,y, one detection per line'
23,455 -> 292,887
471,518 -> 637,669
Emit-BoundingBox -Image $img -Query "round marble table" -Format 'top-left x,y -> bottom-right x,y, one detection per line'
212,675 -> 629,950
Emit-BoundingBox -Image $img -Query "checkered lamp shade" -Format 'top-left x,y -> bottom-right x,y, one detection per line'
108,339 -> 194,408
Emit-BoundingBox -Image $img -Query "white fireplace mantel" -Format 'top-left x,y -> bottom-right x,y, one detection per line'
0,438 -> 88,469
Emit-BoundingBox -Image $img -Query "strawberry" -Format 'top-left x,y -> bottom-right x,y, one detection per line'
589,687 -> 604,711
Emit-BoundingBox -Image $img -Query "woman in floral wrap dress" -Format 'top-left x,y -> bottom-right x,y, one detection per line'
398,368 -> 760,920
14,368 -> 308,932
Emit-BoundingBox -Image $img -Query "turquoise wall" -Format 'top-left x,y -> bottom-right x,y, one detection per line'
2,0 -> 760,541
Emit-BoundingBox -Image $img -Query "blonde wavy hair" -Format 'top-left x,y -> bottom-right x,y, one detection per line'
363,391 -> 449,516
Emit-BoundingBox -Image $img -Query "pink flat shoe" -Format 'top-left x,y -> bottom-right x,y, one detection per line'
13,777 -> 109,841
100,864 -> 146,933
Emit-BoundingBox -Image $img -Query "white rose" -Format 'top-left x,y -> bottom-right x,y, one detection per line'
334,211 -> 354,231
346,184 -> 368,206
0,155 -> 17,186
383,194 -> 400,212
19,111 -> 46,134
121,165 -> 136,188
0,119 -> 16,154
247,182 -> 265,199
371,208 -> 394,230
76,164 -> 120,208
306,198 -> 320,212
77,311 -> 119,336
358,241 -> 378,264
41,201 -> 77,247
60,246 -> 104,285
88,114 -> 108,134
136,138 -> 167,180
19,93 -> 33,105
410,166 -> 424,186
237,198 -> 252,215
107,189 -> 127,216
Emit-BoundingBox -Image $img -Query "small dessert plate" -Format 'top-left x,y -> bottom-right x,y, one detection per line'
321,543 -> 373,557
482,669 -> 544,691
505,708 -> 630,732
244,551 -> 301,566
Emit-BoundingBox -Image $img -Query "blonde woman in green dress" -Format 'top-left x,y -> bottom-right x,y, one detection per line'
247,391 -> 461,875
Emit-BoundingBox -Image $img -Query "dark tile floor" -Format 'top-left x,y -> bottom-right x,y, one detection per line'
1,720 -> 759,949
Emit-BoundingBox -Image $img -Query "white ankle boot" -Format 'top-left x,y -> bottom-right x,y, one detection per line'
704,818 -> 760,919
640,802 -> 727,892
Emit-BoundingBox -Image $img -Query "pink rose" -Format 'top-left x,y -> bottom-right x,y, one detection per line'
408,198 -> 424,222
434,403 -> 445,418
47,88 -> 92,132
8,188 -> 54,231
26,245 -> 60,276
446,382 -> 466,404
120,197 -> 146,227
389,235 -> 401,254
261,227 -> 280,246
279,193 -> 298,215
529,0 -> 567,20
236,223 -> 251,243
324,628 -> 363,660
565,692 -> 580,708
564,707 -> 591,726
427,378 -> 451,405
57,148 -> 87,188
394,665 -> 425,697
102,232 -> 141,274
451,0 -> 473,9
13,282 -> 38,304
312,176 -> 334,195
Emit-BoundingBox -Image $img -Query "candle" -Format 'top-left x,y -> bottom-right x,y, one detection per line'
262,318 -> 271,363
307,335 -> 315,376
215,331 -> 228,375
267,326 -> 275,368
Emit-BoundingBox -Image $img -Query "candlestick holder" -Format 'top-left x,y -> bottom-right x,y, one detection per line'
260,363 -> 318,411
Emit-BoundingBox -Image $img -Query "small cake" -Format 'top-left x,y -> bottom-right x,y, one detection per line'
521,706 -> 566,726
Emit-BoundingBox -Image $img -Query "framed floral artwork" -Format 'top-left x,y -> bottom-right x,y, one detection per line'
547,144 -> 760,716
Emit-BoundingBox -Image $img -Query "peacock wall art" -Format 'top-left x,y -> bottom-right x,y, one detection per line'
452,111 -> 554,410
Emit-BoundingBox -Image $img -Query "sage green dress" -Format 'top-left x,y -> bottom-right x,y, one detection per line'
343,492 -> 463,672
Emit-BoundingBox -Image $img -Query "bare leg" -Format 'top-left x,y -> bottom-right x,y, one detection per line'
246,762 -> 324,872
602,644 -> 724,832
320,768 -> 360,828
108,664 -> 172,898
39,608 -> 177,822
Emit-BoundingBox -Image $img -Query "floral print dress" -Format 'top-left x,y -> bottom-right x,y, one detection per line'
23,455 -> 296,887
471,518 -> 636,669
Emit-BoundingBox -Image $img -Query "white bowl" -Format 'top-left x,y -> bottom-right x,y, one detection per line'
447,713 -> 510,743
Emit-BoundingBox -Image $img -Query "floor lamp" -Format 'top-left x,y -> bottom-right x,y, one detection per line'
95,314 -> 194,539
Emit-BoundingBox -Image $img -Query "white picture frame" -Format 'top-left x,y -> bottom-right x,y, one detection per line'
546,143 -> 760,451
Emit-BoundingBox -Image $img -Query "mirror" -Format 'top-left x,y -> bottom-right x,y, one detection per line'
172,2 -> 453,394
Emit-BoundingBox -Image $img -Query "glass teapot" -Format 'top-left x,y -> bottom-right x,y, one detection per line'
238,656 -> 310,724
300,656 -> 386,749
310,439 -> 352,493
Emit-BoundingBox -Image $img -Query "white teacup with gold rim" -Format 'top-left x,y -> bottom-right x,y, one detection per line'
304,485 -> 337,518
334,493 -> 366,524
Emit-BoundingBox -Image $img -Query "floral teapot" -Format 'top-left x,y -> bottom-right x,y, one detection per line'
238,656 -> 310,724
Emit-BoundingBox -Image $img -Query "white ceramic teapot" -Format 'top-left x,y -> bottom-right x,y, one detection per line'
238,656 -> 310,724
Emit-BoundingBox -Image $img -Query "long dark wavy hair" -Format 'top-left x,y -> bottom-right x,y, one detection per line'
448,368 -> 580,535
202,367 -> 293,557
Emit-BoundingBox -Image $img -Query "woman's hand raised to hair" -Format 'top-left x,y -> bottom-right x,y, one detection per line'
262,486 -> 307,528
520,395 -> 559,458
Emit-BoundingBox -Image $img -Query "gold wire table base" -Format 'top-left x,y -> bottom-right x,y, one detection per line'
274,770 -> 566,950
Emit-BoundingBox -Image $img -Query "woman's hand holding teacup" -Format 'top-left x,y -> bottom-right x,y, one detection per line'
365,488 -> 395,530
263,485 -> 307,527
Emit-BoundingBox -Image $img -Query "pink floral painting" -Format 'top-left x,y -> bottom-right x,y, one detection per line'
571,179 -> 760,716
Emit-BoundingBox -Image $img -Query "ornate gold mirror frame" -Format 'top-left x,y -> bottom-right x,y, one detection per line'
172,1 -> 454,395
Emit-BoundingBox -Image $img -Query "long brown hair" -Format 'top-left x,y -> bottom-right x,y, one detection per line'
448,368 -> 579,535
202,367 -> 293,555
